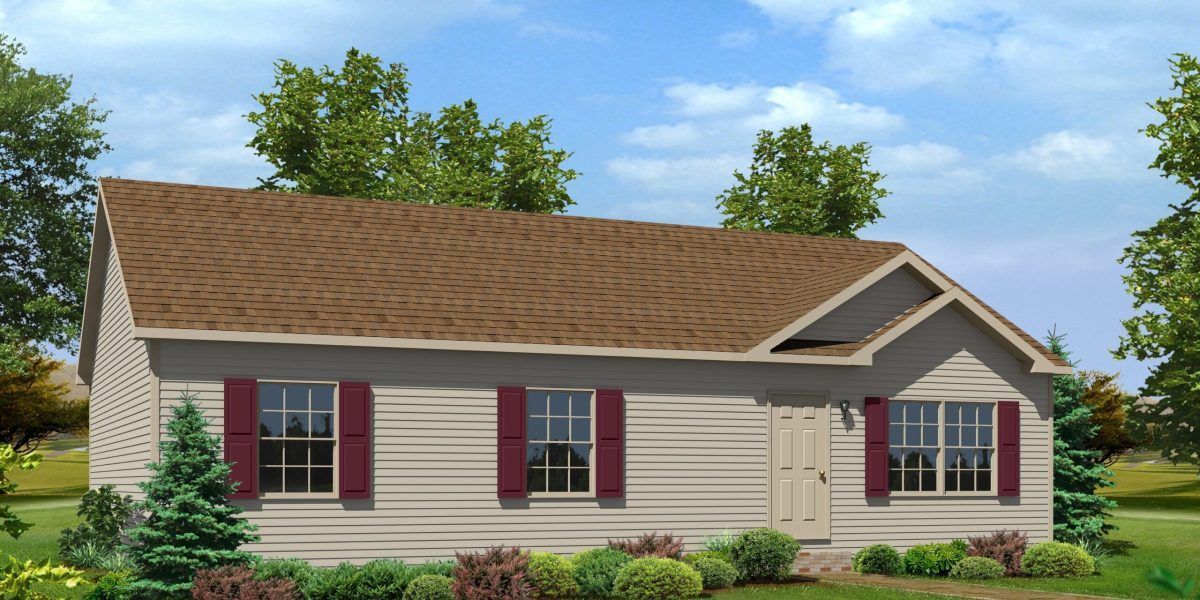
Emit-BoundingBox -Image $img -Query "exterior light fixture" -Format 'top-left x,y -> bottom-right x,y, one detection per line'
839,399 -> 851,421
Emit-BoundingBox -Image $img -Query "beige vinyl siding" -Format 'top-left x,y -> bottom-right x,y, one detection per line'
795,268 -> 935,342
155,302 -> 1051,565
88,240 -> 152,497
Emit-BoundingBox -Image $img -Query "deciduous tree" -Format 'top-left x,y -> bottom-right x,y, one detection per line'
1115,53 -> 1200,472
1079,371 -> 1142,466
716,124 -> 888,238
247,48 -> 577,213
0,35 -> 108,370
0,349 -> 87,456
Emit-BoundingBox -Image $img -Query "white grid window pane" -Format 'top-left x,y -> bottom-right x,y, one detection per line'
888,400 -> 938,492
945,402 -> 994,493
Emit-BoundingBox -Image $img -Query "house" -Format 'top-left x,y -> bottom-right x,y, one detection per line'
78,178 -> 1068,570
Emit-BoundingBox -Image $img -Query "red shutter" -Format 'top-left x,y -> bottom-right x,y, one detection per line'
224,378 -> 258,499
864,396 -> 890,497
497,386 -> 527,498
595,389 -> 625,498
338,381 -> 372,499
997,401 -> 1020,497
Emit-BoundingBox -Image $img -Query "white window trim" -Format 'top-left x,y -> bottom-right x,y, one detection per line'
525,387 -> 596,499
257,379 -> 340,500
888,398 -> 998,498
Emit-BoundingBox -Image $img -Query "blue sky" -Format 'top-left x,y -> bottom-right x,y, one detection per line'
6,0 -> 1199,389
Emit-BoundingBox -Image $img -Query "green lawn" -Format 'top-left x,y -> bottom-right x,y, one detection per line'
973,455 -> 1200,599
712,581 -> 950,599
2,451 -> 93,599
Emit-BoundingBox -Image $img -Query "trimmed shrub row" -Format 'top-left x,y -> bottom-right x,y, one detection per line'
851,531 -> 1098,581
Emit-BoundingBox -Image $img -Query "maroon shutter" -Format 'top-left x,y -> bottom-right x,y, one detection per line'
595,389 -> 625,498
997,401 -> 1020,497
224,378 -> 258,499
497,386 -> 527,498
338,381 -> 372,499
864,396 -> 890,497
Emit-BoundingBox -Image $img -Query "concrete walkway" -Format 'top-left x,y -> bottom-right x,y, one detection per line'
819,572 -> 1120,600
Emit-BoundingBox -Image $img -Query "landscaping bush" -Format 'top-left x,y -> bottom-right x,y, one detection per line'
412,561 -> 455,579
528,552 -> 579,598
701,531 -> 736,559
1021,541 -> 1095,578
85,570 -> 135,600
254,558 -> 315,588
302,563 -> 361,600
902,540 -> 968,576
612,557 -> 702,600
192,565 -> 298,600
404,574 -> 453,600
967,530 -> 1028,576
58,484 -> 135,563
63,541 -> 114,569
949,557 -> 1005,580
573,547 -> 633,598
452,546 -> 532,600
355,559 -> 413,599
609,532 -> 684,560
682,555 -> 737,590
728,528 -> 802,582
852,544 -> 902,575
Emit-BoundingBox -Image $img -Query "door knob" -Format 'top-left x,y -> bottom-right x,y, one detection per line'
819,470 -> 826,478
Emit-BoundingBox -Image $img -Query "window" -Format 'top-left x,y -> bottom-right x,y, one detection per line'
258,382 -> 336,495
946,402 -> 993,493
526,390 -> 592,495
888,400 -> 995,495
888,401 -> 939,492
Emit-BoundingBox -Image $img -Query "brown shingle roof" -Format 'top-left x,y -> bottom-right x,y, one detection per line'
98,178 -> 1064,366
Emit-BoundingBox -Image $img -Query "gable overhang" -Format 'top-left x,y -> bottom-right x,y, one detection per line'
747,250 -> 952,359
842,288 -> 1072,375
76,191 -> 112,386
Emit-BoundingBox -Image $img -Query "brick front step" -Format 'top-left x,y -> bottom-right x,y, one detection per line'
793,551 -> 854,573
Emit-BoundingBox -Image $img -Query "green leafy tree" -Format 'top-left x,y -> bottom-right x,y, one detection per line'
1079,371 -> 1142,466
0,35 -> 108,371
0,444 -> 85,599
127,394 -> 258,598
1048,333 -> 1117,544
716,124 -> 888,238
0,349 -> 88,456
247,48 -> 577,213
1116,53 -> 1200,473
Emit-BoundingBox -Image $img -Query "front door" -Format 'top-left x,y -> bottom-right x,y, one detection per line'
770,393 -> 830,540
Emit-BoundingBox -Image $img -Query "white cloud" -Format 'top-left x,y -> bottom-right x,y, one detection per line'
518,20 -> 606,42
605,154 -> 742,194
1005,131 -> 1134,181
624,80 -> 903,153
97,91 -> 268,186
717,28 -> 757,48
873,141 -> 986,197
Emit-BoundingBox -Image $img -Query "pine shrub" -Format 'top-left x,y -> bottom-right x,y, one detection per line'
1021,541 -> 1095,578
85,570 -> 135,600
127,394 -> 259,597
452,546 -> 532,600
404,574 -> 453,600
729,528 -> 802,582
191,565 -> 298,600
572,547 -> 632,598
612,557 -> 702,600
852,544 -> 902,575
682,555 -> 737,589
608,532 -> 684,559
301,563 -> 361,600
902,540 -> 968,576
527,552 -> 579,598
254,559 -> 315,588
949,557 -> 1005,580
967,530 -> 1028,575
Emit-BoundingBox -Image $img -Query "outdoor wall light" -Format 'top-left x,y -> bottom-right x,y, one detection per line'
839,399 -> 851,422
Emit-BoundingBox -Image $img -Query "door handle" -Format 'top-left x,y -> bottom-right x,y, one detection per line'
819,470 -> 827,479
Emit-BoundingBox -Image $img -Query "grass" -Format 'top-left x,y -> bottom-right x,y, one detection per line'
971,454 -> 1200,599
1,451 -> 92,599
712,581 -> 951,599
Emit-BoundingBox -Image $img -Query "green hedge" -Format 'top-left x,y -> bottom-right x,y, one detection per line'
729,528 -> 802,582
1021,542 -> 1095,578
612,557 -> 702,600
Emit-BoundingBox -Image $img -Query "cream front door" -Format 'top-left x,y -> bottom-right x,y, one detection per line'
770,394 -> 830,540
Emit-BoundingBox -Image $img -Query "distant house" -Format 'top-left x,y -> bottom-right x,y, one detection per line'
78,178 -> 1068,570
